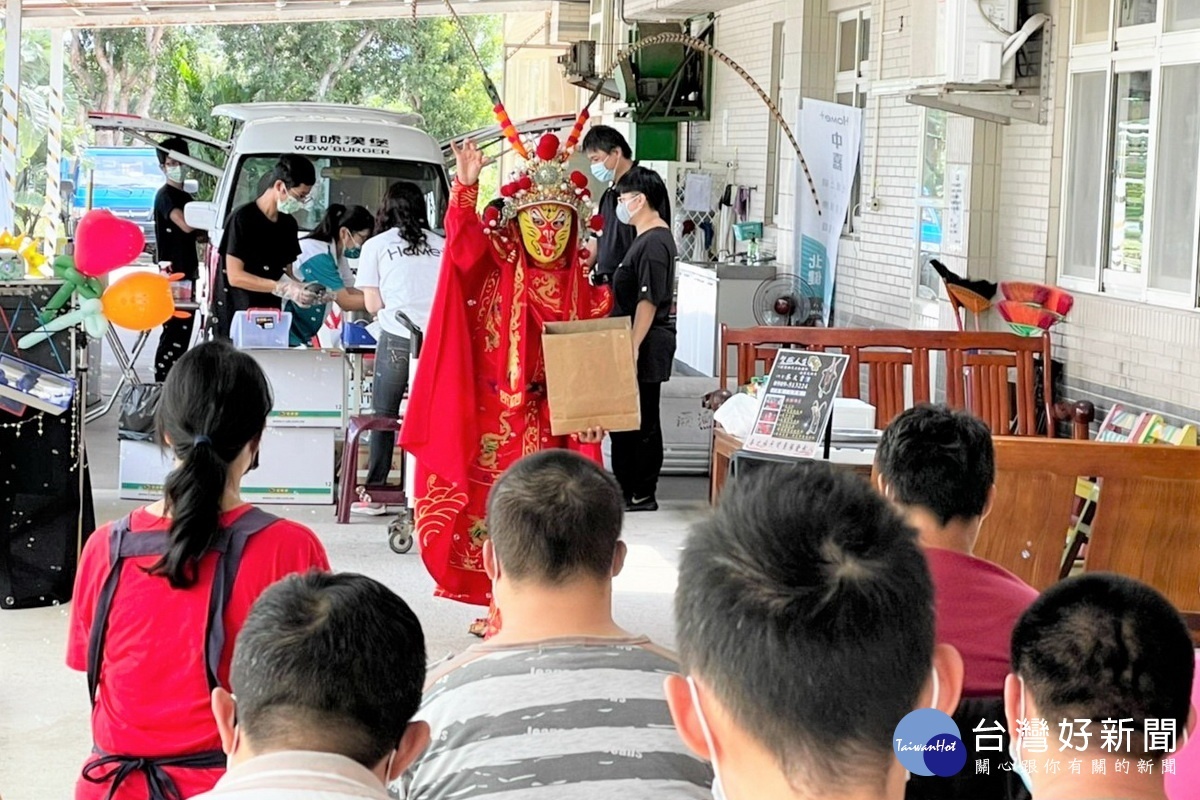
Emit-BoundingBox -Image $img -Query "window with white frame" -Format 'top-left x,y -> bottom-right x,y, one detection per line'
834,7 -> 870,231
1060,0 -> 1200,306
915,108 -> 947,301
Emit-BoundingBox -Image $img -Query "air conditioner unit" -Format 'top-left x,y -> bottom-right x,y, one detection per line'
622,0 -> 742,21
911,0 -> 1018,86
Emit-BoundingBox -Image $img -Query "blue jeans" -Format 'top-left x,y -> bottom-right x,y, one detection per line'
366,330 -> 411,486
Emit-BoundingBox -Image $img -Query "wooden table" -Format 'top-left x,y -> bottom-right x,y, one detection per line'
710,426 -> 875,503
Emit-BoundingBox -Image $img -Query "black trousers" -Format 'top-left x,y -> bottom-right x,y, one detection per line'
154,313 -> 196,383
610,380 -> 664,501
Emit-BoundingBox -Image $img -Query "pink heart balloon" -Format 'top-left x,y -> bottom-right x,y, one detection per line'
75,210 -> 146,277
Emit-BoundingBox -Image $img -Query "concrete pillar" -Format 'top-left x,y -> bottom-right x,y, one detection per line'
1,0 -> 21,233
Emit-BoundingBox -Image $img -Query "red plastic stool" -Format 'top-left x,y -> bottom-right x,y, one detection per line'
336,414 -> 407,524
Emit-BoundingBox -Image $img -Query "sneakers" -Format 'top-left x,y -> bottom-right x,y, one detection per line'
626,495 -> 659,513
351,487 -> 387,516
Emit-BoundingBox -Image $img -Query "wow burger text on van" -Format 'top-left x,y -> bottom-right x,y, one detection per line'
293,134 -> 390,154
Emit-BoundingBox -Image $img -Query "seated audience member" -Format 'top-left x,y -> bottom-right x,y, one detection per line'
67,341 -> 330,800
194,572 -> 430,798
665,462 -> 964,800
875,403 -> 1038,696
404,450 -> 713,799
1007,573 -> 1195,800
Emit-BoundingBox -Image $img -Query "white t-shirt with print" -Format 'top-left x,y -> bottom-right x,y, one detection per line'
355,227 -> 444,338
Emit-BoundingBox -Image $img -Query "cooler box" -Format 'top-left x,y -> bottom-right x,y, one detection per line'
231,309 -> 291,349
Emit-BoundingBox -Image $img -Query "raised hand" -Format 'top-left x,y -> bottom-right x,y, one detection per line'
451,139 -> 488,187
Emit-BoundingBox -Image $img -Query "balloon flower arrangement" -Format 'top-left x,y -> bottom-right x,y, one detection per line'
18,210 -> 189,349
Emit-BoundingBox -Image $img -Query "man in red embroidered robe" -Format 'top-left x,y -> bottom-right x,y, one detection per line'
401,133 -> 611,632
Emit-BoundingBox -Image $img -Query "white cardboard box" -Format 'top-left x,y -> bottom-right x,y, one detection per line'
118,429 -> 335,505
250,349 -> 345,428
118,439 -> 176,501
241,427 -> 335,505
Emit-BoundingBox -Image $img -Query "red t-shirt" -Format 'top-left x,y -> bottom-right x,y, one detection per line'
66,504 -> 330,800
925,546 -> 1039,697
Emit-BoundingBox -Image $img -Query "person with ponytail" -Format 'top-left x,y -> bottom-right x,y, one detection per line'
351,181 -> 445,515
286,203 -> 372,347
66,341 -> 330,800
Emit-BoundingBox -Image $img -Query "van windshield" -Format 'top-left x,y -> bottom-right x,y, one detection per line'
229,155 -> 448,233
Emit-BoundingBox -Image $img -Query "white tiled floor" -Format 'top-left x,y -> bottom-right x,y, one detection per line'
0,332 -> 709,799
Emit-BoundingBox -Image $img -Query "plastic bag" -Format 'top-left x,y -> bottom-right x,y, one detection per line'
118,382 -> 162,442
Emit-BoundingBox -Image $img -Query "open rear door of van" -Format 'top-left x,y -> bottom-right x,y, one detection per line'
442,114 -> 578,167
86,112 -> 229,179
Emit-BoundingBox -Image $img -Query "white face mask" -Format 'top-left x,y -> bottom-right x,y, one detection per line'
687,677 -> 728,800
1008,676 -> 1034,794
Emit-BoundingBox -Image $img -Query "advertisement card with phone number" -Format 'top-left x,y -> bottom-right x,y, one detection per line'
743,349 -> 850,459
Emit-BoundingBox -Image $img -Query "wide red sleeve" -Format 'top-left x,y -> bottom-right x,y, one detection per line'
443,180 -> 491,275
66,523 -> 113,672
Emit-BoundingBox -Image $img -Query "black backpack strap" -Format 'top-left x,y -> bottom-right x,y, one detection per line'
202,507 -> 281,691
86,516 -> 173,705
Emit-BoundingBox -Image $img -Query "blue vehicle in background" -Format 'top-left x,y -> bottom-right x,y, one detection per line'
60,146 -> 160,258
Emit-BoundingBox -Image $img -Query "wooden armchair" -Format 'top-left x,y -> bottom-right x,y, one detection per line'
979,438 -> 1200,629
718,325 -> 1055,435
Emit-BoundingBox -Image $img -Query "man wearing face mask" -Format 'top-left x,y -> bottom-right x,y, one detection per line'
153,136 -> 205,380
1005,573 -> 1196,800
195,571 -> 431,799
665,463 -> 965,800
214,153 -> 324,340
581,125 -> 670,286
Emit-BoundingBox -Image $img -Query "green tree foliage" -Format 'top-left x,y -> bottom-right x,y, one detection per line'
160,16 -> 501,143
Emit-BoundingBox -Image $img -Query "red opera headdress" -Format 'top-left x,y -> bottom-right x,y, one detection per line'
482,104 -> 604,243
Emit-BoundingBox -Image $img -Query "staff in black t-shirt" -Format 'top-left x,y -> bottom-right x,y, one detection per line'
609,166 -> 677,513
214,154 -> 324,339
581,126 -> 670,287
153,137 -> 205,381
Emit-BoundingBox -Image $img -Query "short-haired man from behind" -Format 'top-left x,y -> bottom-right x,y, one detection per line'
875,403 -> 1038,697
665,463 -> 964,800
1006,573 -> 1196,800
404,450 -> 713,799
195,572 -> 430,799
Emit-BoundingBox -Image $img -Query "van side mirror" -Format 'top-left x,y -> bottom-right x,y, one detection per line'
183,179 -> 200,194
184,201 -> 217,232
59,179 -> 75,200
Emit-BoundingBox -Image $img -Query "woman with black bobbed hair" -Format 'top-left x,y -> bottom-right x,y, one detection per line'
66,341 -> 329,800
609,165 -> 677,512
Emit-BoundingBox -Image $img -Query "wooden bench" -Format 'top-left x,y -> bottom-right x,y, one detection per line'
978,437 -> 1200,628
710,326 -> 1062,502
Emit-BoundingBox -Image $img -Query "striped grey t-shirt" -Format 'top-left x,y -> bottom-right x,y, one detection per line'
402,635 -> 714,800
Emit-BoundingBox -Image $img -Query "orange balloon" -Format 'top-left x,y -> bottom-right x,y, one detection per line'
101,272 -> 178,331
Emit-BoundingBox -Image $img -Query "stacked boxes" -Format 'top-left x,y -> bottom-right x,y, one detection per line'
118,349 -> 345,505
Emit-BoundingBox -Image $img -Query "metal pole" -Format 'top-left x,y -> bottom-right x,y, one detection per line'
43,28 -> 64,256
1,0 -> 22,233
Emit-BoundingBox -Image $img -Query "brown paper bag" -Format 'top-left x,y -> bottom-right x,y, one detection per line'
542,318 -> 641,436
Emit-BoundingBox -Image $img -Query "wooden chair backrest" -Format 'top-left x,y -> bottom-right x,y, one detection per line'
981,438 -> 1200,611
719,326 -> 1053,435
